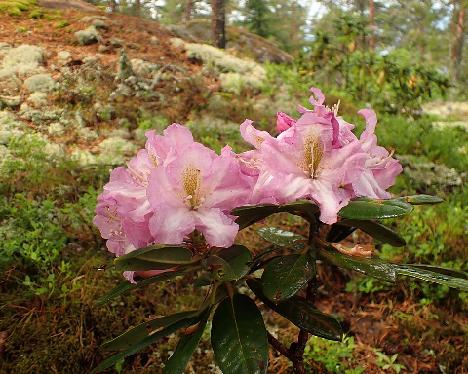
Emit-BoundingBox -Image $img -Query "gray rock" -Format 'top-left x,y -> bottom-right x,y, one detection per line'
0,42 -> 11,59
26,92 -> 48,107
77,126 -> 98,141
102,128 -> 131,139
98,44 -> 111,54
130,58 -> 160,78
2,44 -> 44,68
1,45 -> 45,76
0,70 -> 22,95
398,155 -> 464,193
75,26 -> 100,46
57,51 -> 72,65
110,38 -> 124,48
48,122 -> 65,136
23,74 -> 56,93
0,95 -> 21,108
83,55 -> 100,65
92,19 -> 108,30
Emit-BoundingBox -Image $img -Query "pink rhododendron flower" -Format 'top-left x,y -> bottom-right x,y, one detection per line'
147,133 -> 252,248
94,85 -> 403,283
276,112 -> 296,132
94,124 -> 198,281
351,109 -> 403,199
246,121 -> 367,224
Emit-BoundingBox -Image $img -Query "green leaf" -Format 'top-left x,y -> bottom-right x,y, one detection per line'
337,219 -> 406,247
115,245 -> 192,264
257,227 -> 306,247
406,264 -> 468,279
233,204 -> 280,230
211,294 -> 268,374
397,195 -> 444,205
318,248 -> 396,282
338,198 -> 413,220
233,200 -> 319,230
395,265 -> 468,291
261,254 -> 314,302
326,224 -> 356,243
96,269 -> 194,305
248,280 -> 342,341
209,245 -> 252,281
92,314 -> 201,373
280,200 -> 319,221
114,258 -> 178,271
102,310 -> 200,351
163,310 -> 210,374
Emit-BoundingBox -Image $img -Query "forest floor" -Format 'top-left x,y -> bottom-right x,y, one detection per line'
0,3 -> 466,374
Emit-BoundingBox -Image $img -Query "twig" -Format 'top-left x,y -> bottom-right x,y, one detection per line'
267,332 -> 291,359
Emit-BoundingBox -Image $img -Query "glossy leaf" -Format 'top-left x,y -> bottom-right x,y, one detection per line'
115,244 -> 192,265
397,195 -> 444,205
396,265 -> 468,291
338,198 -> 413,220
257,227 -> 306,247
318,248 -> 396,282
211,294 -> 268,374
326,224 -> 356,243
96,269 -> 194,305
233,200 -> 319,230
337,219 -> 406,247
209,245 -> 252,281
406,264 -> 468,279
102,310 -> 200,351
163,310 -> 210,374
248,280 -> 342,341
92,314 -> 201,373
233,204 -> 280,230
114,258 -> 178,271
261,254 -> 314,301
280,200 -> 319,221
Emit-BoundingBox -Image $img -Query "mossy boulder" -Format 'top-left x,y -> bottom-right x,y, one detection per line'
23,73 -> 56,93
168,19 -> 293,64
74,26 -> 100,46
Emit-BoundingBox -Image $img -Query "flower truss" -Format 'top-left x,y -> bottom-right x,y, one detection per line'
93,87 -> 465,374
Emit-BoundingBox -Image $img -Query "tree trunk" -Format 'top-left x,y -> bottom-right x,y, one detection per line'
450,0 -> 466,81
369,0 -> 376,49
109,0 -> 117,13
211,0 -> 226,49
134,0 -> 141,17
184,0 -> 194,22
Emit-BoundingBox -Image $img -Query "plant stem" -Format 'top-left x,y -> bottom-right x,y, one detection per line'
267,332 -> 291,358
289,220 -> 319,373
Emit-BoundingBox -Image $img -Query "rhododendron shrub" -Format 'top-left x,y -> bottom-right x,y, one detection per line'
93,88 -> 467,374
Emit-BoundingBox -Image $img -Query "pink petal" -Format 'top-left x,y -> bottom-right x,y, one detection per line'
194,208 -> 239,248
240,119 -> 273,149
309,87 -> 326,106
148,206 -> 195,244
276,112 -> 296,132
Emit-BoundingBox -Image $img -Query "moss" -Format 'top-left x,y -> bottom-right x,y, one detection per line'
28,8 -> 43,19
55,20 -> 70,29
0,0 -> 37,16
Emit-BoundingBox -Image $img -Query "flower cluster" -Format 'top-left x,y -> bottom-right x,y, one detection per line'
94,87 -> 402,280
